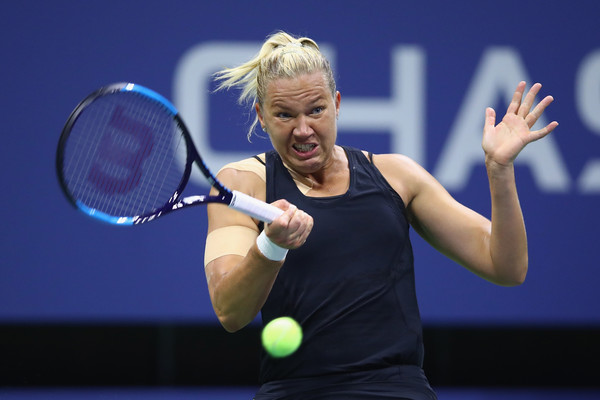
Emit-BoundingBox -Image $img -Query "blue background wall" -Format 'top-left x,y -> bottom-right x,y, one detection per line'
2,0 -> 598,325
1,1 -> 599,396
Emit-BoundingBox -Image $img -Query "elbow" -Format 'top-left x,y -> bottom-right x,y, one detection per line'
502,272 -> 526,287
512,256 -> 529,286
515,267 -> 527,286
497,261 -> 528,287
487,248 -> 528,286
220,318 -> 244,333
216,311 -> 250,333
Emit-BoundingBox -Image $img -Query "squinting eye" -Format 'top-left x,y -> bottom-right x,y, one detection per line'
277,112 -> 291,119
312,107 -> 323,114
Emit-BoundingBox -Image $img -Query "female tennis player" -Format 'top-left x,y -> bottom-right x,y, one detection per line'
203,31 -> 558,399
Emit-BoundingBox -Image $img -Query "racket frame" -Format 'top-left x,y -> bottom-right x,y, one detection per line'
57,83 -> 281,225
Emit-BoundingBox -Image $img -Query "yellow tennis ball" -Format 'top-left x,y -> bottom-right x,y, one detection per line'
261,317 -> 303,358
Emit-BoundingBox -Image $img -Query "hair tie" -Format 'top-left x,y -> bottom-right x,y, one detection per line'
280,42 -> 304,56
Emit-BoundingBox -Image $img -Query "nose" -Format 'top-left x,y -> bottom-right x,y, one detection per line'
293,115 -> 314,138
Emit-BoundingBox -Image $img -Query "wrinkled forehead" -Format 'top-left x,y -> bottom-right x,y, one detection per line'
264,72 -> 333,107
260,70 -> 335,106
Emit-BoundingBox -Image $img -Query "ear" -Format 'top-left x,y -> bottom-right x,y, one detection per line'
255,102 -> 265,129
334,91 -> 341,119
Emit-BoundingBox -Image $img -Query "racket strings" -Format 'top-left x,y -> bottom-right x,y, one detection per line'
61,92 -> 186,218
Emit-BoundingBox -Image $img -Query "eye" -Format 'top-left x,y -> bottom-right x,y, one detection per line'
277,112 -> 291,119
311,106 -> 324,115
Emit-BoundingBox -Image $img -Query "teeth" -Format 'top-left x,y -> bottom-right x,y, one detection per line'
294,144 -> 315,152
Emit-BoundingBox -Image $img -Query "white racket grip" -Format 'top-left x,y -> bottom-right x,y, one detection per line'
229,190 -> 284,223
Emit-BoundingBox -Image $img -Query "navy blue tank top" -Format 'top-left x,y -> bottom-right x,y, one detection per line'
256,147 -> 435,399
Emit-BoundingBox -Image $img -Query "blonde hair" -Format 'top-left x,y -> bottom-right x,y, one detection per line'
214,31 -> 336,140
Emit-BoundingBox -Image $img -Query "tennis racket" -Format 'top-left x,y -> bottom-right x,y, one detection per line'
56,82 -> 283,225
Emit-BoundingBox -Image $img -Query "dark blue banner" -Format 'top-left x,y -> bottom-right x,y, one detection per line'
1,0 -> 598,324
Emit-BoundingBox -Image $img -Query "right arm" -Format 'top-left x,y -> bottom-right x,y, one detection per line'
205,167 -> 312,332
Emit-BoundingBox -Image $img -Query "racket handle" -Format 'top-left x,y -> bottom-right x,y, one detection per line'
229,190 -> 284,223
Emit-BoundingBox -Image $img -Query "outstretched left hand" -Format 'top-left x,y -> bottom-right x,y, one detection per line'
482,81 -> 559,167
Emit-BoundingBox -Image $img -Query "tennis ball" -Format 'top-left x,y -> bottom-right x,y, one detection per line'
261,316 -> 303,358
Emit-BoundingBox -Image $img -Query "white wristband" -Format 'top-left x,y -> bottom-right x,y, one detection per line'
256,231 -> 288,261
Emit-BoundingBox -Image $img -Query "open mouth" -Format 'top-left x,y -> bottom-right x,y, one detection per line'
293,143 -> 317,153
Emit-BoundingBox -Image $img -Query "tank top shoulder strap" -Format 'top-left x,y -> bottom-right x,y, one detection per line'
341,146 -> 406,211
253,154 -> 266,166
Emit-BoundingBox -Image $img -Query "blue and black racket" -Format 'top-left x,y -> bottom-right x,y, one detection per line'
56,82 -> 283,225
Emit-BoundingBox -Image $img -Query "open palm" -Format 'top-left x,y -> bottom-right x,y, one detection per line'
482,81 -> 559,166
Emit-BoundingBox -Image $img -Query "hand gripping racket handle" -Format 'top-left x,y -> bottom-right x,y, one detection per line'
229,190 -> 284,223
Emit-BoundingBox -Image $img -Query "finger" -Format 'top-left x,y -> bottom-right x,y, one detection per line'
483,107 -> 496,138
485,107 -> 496,128
283,203 -> 298,223
265,203 -> 300,246
507,81 -> 527,115
296,211 -> 313,237
524,95 -> 554,128
286,210 -> 313,247
271,199 -> 291,212
288,209 -> 309,234
528,121 -> 559,143
297,214 -> 314,246
270,203 -> 296,231
518,82 -> 542,118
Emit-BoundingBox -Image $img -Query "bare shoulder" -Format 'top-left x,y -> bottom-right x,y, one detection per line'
216,154 -> 267,201
207,155 -> 267,233
369,152 -> 421,172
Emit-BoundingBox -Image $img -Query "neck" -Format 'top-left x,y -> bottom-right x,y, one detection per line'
285,146 -> 349,195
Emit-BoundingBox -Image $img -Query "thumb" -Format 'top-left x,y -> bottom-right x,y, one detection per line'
269,199 -> 296,226
271,199 -> 291,212
485,107 -> 496,129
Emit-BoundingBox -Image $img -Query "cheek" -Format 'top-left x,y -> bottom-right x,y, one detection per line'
321,119 -> 338,143
267,130 -> 288,151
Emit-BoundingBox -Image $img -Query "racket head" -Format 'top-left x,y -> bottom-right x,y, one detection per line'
56,83 -> 204,225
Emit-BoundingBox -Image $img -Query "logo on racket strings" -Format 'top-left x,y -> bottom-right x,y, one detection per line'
87,106 -> 155,195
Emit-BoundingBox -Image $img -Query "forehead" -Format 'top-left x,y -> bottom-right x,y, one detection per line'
265,72 -> 331,106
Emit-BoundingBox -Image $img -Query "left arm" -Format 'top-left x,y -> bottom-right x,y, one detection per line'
482,81 -> 558,284
376,81 -> 558,286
